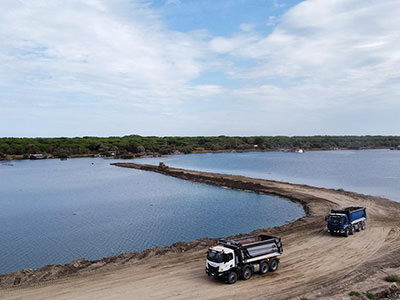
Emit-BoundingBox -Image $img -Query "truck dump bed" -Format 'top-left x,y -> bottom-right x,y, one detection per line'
218,235 -> 283,259
331,206 -> 365,214
331,207 -> 366,222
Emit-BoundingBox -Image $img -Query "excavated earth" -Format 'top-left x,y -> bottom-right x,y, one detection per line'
1,163 -> 400,300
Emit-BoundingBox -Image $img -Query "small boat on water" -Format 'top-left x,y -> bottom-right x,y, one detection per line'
283,147 -> 304,153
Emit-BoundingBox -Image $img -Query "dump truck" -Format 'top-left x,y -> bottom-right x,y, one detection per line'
205,234 -> 283,284
326,206 -> 367,237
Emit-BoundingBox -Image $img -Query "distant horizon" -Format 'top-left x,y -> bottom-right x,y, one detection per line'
2,134 -> 400,139
2,0 -> 400,136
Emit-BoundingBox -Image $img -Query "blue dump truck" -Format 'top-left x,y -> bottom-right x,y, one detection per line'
326,207 -> 367,237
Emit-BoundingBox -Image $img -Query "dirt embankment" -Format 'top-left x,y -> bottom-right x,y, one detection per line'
2,163 -> 400,300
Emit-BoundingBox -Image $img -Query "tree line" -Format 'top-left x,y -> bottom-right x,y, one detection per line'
1,135 -> 400,160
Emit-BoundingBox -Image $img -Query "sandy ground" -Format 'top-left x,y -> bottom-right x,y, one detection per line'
1,163 -> 400,300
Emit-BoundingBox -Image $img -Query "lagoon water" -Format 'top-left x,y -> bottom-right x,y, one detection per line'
139,149 -> 400,202
0,157 -> 303,274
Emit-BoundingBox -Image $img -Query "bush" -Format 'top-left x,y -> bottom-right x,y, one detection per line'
119,153 -> 134,159
366,292 -> 377,300
384,274 -> 400,282
349,291 -> 361,297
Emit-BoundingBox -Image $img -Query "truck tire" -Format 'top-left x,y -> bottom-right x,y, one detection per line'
349,226 -> 354,235
242,266 -> 252,280
361,222 -> 366,230
226,271 -> 238,284
259,260 -> 269,274
344,228 -> 349,237
269,259 -> 279,272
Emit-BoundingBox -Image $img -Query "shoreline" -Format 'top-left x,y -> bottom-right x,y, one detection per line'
2,164 -> 400,299
0,163 -> 310,282
0,146 -> 396,161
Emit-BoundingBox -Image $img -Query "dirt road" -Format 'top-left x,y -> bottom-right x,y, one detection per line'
2,163 -> 400,299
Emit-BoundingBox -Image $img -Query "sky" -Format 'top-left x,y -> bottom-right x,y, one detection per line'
1,0 -> 400,137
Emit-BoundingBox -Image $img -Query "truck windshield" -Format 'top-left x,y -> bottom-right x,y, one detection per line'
207,250 -> 224,263
328,215 -> 343,223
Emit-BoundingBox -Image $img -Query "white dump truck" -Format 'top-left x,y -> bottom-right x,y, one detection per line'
205,234 -> 283,284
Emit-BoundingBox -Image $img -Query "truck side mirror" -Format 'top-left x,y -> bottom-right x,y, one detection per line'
324,215 -> 328,221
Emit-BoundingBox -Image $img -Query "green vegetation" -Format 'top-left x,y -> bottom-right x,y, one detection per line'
349,291 -> 361,297
384,274 -> 400,282
1,135 -> 400,160
366,292 -> 377,300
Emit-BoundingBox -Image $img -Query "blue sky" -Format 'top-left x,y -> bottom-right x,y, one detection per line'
1,0 -> 400,137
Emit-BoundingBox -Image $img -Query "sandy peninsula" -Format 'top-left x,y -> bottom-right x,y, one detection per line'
1,163 -> 400,300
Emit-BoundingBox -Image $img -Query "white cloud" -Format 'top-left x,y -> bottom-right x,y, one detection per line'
2,0 -> 400,136
165,0 -> 181,6
191,84 -> 224,97
210,0 -> 400,113
266,16 -> 278,27
240,23 -> 255,32
273,0 -> 286,9
0,0 -> 213,111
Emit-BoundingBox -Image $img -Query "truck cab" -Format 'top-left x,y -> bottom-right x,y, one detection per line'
206,246 -> 235,279
327,213 -> 349,233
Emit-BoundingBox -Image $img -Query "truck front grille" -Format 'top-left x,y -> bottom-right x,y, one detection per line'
208,264 -> 218,274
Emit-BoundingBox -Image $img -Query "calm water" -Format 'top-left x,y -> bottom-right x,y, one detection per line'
0,157 -> 303,274
139,149 -> 400,202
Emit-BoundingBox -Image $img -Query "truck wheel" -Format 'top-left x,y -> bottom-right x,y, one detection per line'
226,271 -> 238,284
242,266 -> 252,280
269,259 -> 279,272
344,228 -> 349,237
349,226 -> 354,235
361,222 -> 366,230
259,260 -> 269,274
